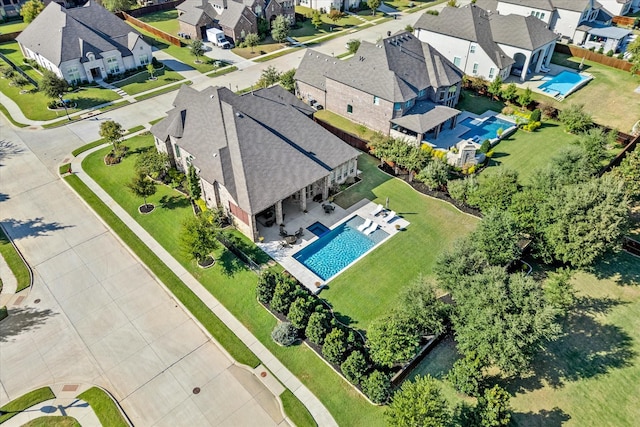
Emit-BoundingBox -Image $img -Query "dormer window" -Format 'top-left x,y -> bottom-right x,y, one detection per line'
87,52 -> 95,61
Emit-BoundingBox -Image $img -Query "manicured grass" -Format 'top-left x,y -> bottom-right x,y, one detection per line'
295,6 -> 363,28
0,226 -> 31,292
384,0 -> 446,10
325,154 -> 479,329
114,67 -> 184,95
254,47 -> 303,63
0,41 -> 41,81
0,387 -> 55,423
314,109 -> 377,141
457,89 -> 505,115
135,9 -> 180,35
127,125 -> 145,133
21,416 -> 80,427
206,65 -> 237,78
280,390 -> 317,427
232,36 -> 286,60
76,387 -> 127,427
81,135 -> 387,426
543,52 -> 640,132
59,163 -> 71,175
134,81 -> 190,102
0,103 -> 28,127
0,19 -> 27,34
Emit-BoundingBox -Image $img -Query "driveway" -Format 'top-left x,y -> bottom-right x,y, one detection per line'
0,117 -> 287,426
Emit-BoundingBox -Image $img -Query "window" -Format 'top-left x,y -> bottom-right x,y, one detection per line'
540,12 -> 545,20
439,91 -> 445,101
488,67 -> 495,79
453,56 -> 461,67
470,44 -> 476,54
394,102 -> 402,110
139,54 -> 149,65
418,89 -> 426,97
175,144 -> 181,158
67,66 -> 81,85
373,96 -> 380,105
405,100 -> 412,108
472,62 -> 478,75
347,104 -> 353,114
350,161 -> 355,174
106,57 -> 120,74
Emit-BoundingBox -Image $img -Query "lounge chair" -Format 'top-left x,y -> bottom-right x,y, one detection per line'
382,210 -> 396,223
358,218 -> 373,232
371,204 -> 384,216
295,227 -> 304,238
363,223 -> 379,236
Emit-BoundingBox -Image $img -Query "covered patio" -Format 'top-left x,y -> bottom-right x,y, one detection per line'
580,25 -> 633,54
389,101 -> 460,145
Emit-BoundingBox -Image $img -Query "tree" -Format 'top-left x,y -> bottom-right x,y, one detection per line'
543,268 -> 575,314
279,68 -> 296,93
135,150 -> 169,179
447,0 -> 459,6
575,127 -> 616,170
476,385 -> 512,427
40,70 -> 68,102
398,276 -> 446,336
257,17 -> 270,39
487,76 -> 503,100
611,145 -> 640,201
270,276 -> 299,314
346,39 -> 361,55
385,375 -> 451,427
517,87 -> 532,109
446,353 -> 486,396
245,32 -> 260,53
328,8 -> 343,23
256,65 -> 281,88
20,0 -> 44,23
180,212 -> 219,265
271,15 -> 290,43
322,328 -> 348,365
448,267 -> 561,375
471,209 -> 521,266
467,168 -> 520,213
102,0 -> 135,12
99,120 -> 124,152
435,239 -> 488,293
288,296 -> 314,330
367,310 -> 421,367
341,350 -> 368,384
548,145 -> 598,185
627,36 -> 640,74
501,83 -> 517,103
190,39 -> 205,63
416,159 -> 450,190
311,10 -> 323,29
127,172 -> 157,211
558,104 -> 592,134
305,310 -> 331,345
187,164 -> 201,200
256,269 -> 279,304
367,0 -> 382,15
447,176 -> 478,205
361,370 -> 390,404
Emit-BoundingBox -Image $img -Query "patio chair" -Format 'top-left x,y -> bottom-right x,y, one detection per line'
323,203 -> 335,214
370,204 -> 384,216
295,227 -> 304,238
363,222 -> 379,236
382,210 -> 396,223
357,218 -> 373,232
279,226 -> 289,237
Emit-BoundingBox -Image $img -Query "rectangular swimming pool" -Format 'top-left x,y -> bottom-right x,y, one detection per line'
460,116 -> 515,142
539,70 -> 590,97
293,216 -> 389,281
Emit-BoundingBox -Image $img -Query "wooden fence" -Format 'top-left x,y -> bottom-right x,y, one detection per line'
125,0 -> 185,17
613,15 -> 637,27
599,131 -> 639,175
117,11 -> 182,47
554,44 -> 637,74
0,31 -> 21,43
313,117 -> 370,152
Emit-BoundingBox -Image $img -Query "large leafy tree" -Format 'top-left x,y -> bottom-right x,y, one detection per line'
311,10 -> 323,29
448,267 -> 561,375
476,385 -> 512,427
385,375 -> 451,427
627,36 -> 640,74
417,159 -> 450,190
574,127 -> 617,170
487,76 -> 503,100
434,239 -> 488,292
279,69 -> 296,93
471,209 -> 521,266
127,172 -> 157,211
190,39 -> 205,62
40,70 -> 68,101
180,212 -> 219,265
256,65 -> 281,88
610,145 -> 640,201
558,103 -> 592,134
328,9 -> 343,23
102,0 -> 135,12
244,32 -> 260,53
20,0 -> 45,23
271,15 -> 290,43
346,39 -> 361,55
397,276 -> 446,336
367,310 -> 421,367
467,168 -> 520,213
367,0 -> 382,15
99,120 -> 124,151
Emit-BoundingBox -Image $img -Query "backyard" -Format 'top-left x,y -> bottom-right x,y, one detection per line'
135,9 -> 180,35
0,19 -> 28,34
113,65 -> 184,95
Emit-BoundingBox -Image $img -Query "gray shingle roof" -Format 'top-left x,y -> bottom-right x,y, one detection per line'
415,5 -> 515,69
296,32 -> 463,103
151,85 -> 359,215
16,1 -> 143,66
217,1 -> 248,29
489,13 -> 559,50
391,101 -> 460,134
250,86 -> 315,116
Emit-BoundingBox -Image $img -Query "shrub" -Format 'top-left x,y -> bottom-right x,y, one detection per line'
530,108 -> 541,122
256,269 -> 279,304
167,169 -> 185,189
501,106 -> 514,116
466,165 -> 476,174
558,104 -> 592,133
479,140 -> 491,154
539,102 -> 557,119
341,350 -> 368,385
0,66 -> 14,78
271,322 -> 298,346
606,49 -> 614,57
270,275 -> 299,314
597,47 -> 604,54
11,74 -> 28,87
486,150 -> 495,158
523,121 -> 541,132
446,354 -> 486,396
306,310 -> 331,345
361,370 -> 391,404
287,296 -> 314,330
617,53 -> 624,60
322,328 -> 348,365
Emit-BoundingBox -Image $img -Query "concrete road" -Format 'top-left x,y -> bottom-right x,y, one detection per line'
0,117 -> 287,426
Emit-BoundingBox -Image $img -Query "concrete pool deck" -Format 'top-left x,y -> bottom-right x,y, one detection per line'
257,200 -> 410,293
504,62 -> 593,101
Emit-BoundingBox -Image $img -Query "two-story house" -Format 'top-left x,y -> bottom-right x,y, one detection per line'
295,32 -> 464,145
414,4 -> 559,82
296,0 -> 360,13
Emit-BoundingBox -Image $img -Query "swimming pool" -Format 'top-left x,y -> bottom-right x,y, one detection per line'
460,116 -> 515,142
293,216 -> 389,281
539,70 -> 590,97
307,221 -> 330,237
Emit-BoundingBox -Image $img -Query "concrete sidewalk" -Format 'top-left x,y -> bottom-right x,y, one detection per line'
68,147 -> 338,427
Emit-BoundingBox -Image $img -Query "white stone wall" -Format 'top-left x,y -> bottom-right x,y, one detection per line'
598,0 -> 631,16
553,9 -> 583,41
20,46 -> 63,76
495,2 -> 553,24
297,0 -> 342,12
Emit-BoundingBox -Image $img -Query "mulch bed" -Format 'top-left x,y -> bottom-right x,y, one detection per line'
138,203 -> 155,214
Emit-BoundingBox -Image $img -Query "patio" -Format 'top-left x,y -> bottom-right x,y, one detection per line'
257,199 -> 410,293
503,62 -> 593,100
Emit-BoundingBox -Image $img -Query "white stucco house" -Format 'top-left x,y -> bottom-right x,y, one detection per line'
16,1 -> 153,85
295,0 -> 359,12
414,4 -> 559,82
599,0 -> 633,16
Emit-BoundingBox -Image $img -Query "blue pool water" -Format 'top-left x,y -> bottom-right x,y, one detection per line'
294,216 -> 389,281
539,70 -> 589,96
460,116 -> 515,142
307,221 -> 330,237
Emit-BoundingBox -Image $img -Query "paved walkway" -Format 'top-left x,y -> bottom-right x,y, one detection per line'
68,145 -> 338,427
0,253 -> 18,295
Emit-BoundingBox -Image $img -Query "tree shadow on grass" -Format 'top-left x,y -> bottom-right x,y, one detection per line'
590,251 -> 640,286
159,195 -> 190,210
2,217 -> 73,240
216,249 -> 248,277
512,407 -> 571,427
498,295 -> 635,394
0,306 -> 58,343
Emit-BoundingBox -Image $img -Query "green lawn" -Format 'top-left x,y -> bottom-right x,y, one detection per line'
0,226 -> 31,293
135,9 -> 180,35
232,36 -> 286,59
21,416 -> 80,427
0,41 -> 41,82
314,109 -> 377,141
291,11 -> 375,43
280,390 -> 317,427
77,387 -> 128,427
324,154 -> 479,330
114,66 -> 184,95
0,19 -> 27,34
0,387 -> 55,423
456,89 -> 505,115
541,52 -> 640,132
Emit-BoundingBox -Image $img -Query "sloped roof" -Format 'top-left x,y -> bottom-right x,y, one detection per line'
495,0 -> 554,10
217,1 -> 247,29
489,13 -> 559,50
151,85 -> 359,215
551,0 -> 593,12
178,0 -> 250,29
16,1 -> 143,66
391,101 -> 460,134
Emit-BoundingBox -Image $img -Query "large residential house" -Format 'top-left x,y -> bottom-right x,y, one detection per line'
414,4 -> 559,82
476,0 -> 615,44
598,0 -> 633,15
295,0 -> 359,13
150,85 -> 360,241
295,32 -> 464,145
177,0 -> 294,43
15,1 -> 152,84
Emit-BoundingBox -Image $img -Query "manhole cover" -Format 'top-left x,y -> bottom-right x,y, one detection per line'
34,299 -> 41,304
260,372 -> 267,378
192,387 -> 200,394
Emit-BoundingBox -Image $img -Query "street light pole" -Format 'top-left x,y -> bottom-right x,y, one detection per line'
59,95 -> 70,121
